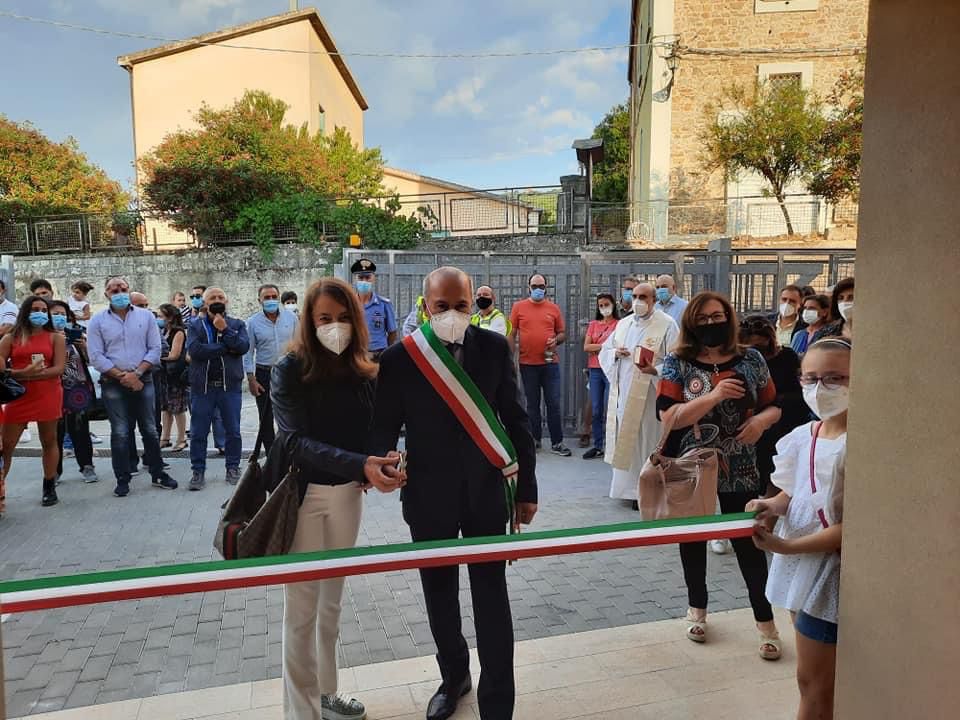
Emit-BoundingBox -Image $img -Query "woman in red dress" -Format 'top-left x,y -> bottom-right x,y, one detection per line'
0,296 -> 66,509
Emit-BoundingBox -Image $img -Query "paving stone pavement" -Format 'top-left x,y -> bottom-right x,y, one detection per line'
0,435 -> 751,717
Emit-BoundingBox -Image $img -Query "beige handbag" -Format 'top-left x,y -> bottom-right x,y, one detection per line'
637,408 -> 719,521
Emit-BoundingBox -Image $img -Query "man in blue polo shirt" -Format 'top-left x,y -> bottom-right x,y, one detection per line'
352,258 -> 397,361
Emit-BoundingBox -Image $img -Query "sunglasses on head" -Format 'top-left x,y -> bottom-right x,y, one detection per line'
739,318 -> 772,332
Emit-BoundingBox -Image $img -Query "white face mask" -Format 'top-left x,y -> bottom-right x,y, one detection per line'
802,309 -> 820,325
599,305 -> 614,317
285,303 -> 298,313
802,382 -> 849,420
633,301 -> 650,317
315,322 -> 352,355
838,301 -> 854,322
430,309 -> 471,344
779,302 -> 797,318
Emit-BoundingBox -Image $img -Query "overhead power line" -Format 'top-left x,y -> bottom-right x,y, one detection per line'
679,45 -> 865,58
0,10 -> 669,59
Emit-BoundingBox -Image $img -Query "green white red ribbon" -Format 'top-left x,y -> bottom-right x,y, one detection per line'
0,513 -> 754,614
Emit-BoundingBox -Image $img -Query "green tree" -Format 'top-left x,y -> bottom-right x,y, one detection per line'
701,82 -> 825,235
0,115 -> 129,221
590,103 -> 630,203
806,66 -> 864,203
140,90 -> 384,240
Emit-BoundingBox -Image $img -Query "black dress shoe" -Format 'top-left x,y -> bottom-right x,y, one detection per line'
426,676 -> 472,720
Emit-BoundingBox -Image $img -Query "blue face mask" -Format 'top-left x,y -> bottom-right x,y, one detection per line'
29,311 -> 49,328
530,288 -> 546,302
656,288 -> 671,303
156,318 -> 166,329
51,315 -> 68,331
262,299 -> 280,314
355,280 -> 373,295
191,296 -> 203,309
622,289 -> 634,303
110,292 -> 131,310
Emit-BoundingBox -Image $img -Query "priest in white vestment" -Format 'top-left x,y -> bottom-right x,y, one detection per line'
599,283 -> 680,501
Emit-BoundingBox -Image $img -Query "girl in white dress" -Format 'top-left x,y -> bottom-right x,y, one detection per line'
746,337 -> 851,720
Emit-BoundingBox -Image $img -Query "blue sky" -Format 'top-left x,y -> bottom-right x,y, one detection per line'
0,0 -> 630,194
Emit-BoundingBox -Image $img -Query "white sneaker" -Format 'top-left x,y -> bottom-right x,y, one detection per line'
321,693 -> 366,720
22,430 -> 32,443
710,539 -> 731,555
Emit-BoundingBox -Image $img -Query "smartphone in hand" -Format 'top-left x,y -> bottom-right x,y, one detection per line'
30,352 -> 46,369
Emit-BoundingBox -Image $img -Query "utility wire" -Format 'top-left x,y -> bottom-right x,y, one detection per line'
679,45 -> 865,58
0,10 -> 668,59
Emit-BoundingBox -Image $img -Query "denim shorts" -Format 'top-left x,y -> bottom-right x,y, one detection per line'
795,611 -> 838,644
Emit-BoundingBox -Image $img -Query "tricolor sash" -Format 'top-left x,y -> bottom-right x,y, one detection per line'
402,323 -> 520,531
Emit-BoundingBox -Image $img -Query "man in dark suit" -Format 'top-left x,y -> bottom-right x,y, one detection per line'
370,267 -> 537,720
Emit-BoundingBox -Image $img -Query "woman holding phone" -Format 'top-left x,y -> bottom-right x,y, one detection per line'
0,296 -> 66,509
49,301 -> 98,484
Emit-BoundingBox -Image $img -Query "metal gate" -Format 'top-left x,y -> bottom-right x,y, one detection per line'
339,247 -> 855,433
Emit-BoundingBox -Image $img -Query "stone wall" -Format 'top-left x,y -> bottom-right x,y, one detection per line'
13,243 -> 341,320
669,0 -> 869,200
9,233 -> 591,318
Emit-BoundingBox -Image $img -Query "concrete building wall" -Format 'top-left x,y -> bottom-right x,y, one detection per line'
835,1 -> 960,716
307,27 -> 364,144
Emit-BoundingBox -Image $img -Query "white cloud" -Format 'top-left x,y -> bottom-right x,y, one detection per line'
433,76 -> 487,116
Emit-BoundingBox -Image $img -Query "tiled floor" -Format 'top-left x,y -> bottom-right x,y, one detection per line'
12,607 -> 799,720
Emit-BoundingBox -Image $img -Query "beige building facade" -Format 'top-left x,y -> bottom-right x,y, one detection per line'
628,0 -> 867,241
118,8 -> 368,248
381,167 -> 541,238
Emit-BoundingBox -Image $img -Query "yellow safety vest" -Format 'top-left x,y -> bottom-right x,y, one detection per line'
471,308 -> 512,335
415,296 -> 429,325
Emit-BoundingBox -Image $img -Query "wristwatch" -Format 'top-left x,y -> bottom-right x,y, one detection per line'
133,368 -> 145,379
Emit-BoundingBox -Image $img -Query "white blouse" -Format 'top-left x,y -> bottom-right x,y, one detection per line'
765,422 -> 845,623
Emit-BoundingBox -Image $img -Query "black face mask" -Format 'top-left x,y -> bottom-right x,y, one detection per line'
692,321 -> 730,348
476,297 -> 493,310
208,302 -> 226,316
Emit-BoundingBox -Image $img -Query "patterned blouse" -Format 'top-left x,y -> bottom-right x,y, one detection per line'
656,348 -> 777,494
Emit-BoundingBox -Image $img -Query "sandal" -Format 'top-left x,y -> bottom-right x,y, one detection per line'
159,441 -> 172,449
759,632 -> 782,661
171,441 -> 188,452
685,610 -> 707,643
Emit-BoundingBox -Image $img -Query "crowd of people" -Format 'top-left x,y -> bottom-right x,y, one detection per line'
0,262 -> 854,720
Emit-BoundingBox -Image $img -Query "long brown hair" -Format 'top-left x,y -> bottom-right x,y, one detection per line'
289,277 -> 377,383
673,291 -> 743,361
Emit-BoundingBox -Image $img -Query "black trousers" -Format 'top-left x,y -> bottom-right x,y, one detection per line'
57,412 -> 94,476
410,510 -> 514,720
679,490 -> 774,622
254,365 -> 275,452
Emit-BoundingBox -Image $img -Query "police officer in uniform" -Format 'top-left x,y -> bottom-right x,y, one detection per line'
351,258 -> 397,361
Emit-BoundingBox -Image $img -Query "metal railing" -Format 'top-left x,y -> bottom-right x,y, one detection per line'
589,194 -> 852,244
0,191 -> 859,255
0,212 -> 145,254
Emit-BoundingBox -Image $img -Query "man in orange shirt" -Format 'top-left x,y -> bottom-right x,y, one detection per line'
508,274 -> 572,456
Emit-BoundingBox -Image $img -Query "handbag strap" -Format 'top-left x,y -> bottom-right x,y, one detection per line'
249,387 -> 267,464
809,421 -> 829,529
653,404 -> 702,457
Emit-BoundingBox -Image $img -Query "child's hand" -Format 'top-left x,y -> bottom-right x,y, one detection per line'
752,525 -> 789,554
745,498 -> 776,523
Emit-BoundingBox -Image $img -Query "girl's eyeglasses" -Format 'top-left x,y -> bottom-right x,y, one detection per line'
799,374 -> 849,390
